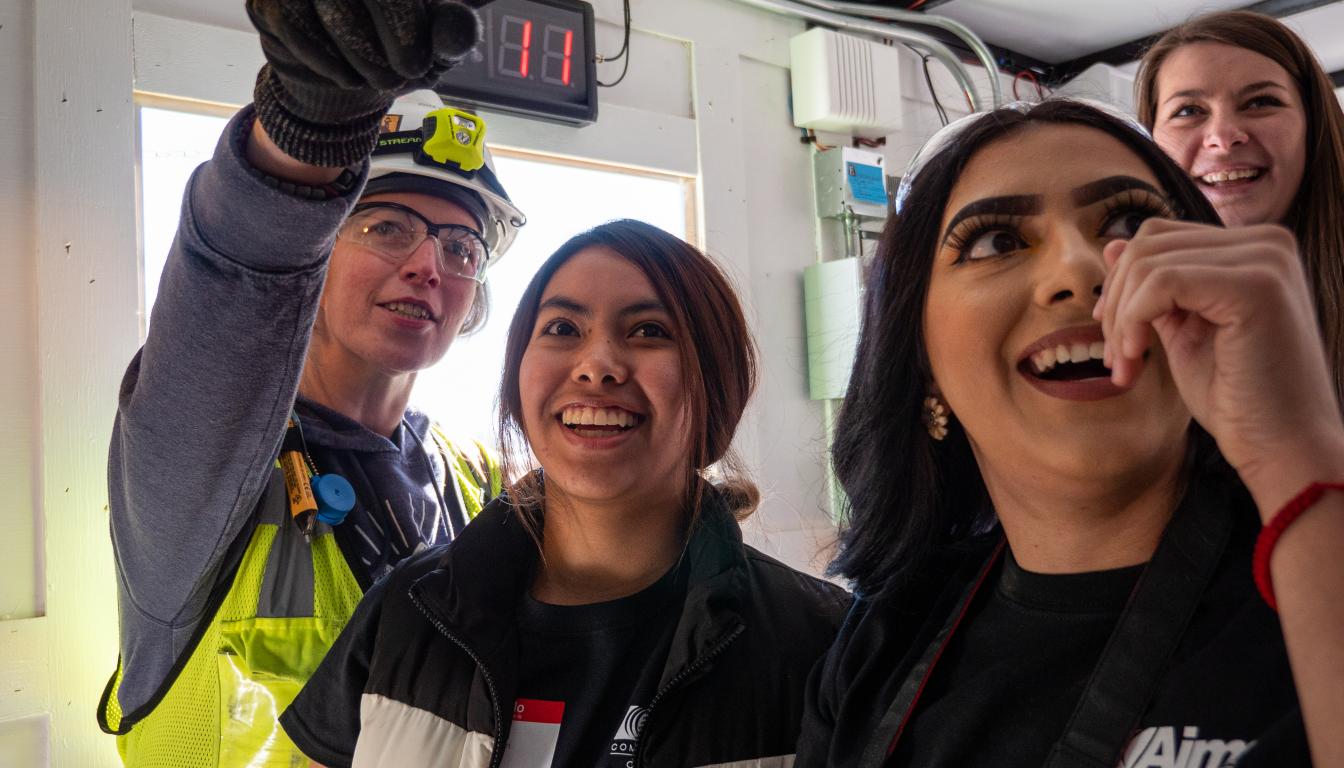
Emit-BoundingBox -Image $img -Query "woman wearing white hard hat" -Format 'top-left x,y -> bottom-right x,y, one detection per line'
97,2 -> 520,766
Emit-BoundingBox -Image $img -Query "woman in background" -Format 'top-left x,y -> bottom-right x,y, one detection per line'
1136,9 -> 1344,399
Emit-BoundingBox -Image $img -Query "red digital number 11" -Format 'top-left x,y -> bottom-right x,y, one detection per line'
498,15 -> 532,79
542,26 -> 574,87
500,14 -> 575,87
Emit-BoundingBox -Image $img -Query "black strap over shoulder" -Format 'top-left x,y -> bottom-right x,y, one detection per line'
864,539 -> 1007,766
1044,484 -> 1233,767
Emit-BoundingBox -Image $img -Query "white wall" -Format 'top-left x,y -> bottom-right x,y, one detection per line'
0,0 -> 1007,761
0,0 -> 39,626
0,0 -> 138,764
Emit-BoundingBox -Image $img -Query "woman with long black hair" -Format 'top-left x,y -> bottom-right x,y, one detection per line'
798,100 -> 1344,766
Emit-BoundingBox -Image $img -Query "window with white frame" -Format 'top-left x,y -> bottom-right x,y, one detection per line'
137,100 -> 694,454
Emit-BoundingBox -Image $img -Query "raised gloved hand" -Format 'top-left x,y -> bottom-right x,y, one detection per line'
247,0 -> 489,167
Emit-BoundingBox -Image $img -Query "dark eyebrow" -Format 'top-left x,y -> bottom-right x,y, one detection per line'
1071,176 -> 1167,207
536,297 -> 667,318
1162,88 -> 1204,107
1161,80 -> 1290,108
537,296 -> 590,317
618,300 -> 668,317
942,196 -> 1042,245
1240,80 -> 1291,98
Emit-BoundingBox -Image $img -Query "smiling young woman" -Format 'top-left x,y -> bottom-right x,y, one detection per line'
281,219 -> 850,768
798,100 -> 1344,767
1136,10 -> 1344,402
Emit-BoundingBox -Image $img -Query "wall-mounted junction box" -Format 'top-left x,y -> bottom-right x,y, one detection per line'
790,27 -> 903,138
814,146 -> 889,221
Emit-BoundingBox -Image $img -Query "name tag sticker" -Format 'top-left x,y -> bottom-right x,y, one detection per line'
500,698 -> 565,768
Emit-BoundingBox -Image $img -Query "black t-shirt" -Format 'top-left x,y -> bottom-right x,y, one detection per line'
889,516 -> 1308,768
891,550 -> 1142,767
500,560 -> 688,768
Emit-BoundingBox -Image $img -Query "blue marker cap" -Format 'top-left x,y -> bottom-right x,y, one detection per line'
312,474 -> 355,526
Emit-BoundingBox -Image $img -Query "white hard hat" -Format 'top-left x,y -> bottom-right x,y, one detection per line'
367,90 -> 526,261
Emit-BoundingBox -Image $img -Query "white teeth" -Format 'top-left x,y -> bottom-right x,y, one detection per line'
1030,339 -> 1108,376
1200,168 -> 1260,184
384,301 -> 432,320
561,406 -> 638,428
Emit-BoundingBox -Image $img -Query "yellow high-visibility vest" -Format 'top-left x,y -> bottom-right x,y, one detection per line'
99,428 -> 500,767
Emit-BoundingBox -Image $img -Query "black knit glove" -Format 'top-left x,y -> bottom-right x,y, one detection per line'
247,0 -> 488,167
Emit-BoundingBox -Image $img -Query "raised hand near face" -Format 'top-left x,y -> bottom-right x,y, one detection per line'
246,0 -> 488,167
1096,218 -> 1344,513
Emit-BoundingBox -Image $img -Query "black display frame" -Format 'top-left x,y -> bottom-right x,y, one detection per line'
434,0 -> 598,127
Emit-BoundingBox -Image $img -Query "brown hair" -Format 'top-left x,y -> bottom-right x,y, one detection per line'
1136,10 -> 1344,401
497,219 -> 760,527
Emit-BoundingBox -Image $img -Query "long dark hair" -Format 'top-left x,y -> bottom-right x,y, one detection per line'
829,100 -> 1223,600
1136,10 -> 1344,402
498,219 -> 760,526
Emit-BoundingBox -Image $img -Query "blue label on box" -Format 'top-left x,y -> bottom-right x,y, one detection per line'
846,161 -> 887,206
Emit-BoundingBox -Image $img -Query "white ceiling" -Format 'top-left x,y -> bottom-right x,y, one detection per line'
1281,2 -> 1344,71
132,0 -> 1344,74
933,0 -> 1344,70
936,0 -> 1248,62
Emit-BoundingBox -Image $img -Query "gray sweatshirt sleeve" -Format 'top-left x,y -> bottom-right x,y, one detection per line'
108,106 -> 368,704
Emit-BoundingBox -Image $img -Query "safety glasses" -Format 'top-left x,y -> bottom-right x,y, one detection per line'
338,202 -> 491,284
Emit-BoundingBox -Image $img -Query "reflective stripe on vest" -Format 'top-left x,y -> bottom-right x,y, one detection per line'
100,431 -> 498,767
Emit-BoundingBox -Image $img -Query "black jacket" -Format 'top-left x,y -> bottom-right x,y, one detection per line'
282,493 -> 851,767
796,476 -> 1310,767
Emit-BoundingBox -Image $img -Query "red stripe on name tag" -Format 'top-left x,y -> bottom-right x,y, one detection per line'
513,698 -> 565,724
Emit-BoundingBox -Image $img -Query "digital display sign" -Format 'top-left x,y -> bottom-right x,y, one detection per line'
434,0 -> 598,126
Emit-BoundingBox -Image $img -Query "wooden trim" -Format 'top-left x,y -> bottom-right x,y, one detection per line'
133,90 -> 240,118
682,176 -> 701,248
490,143 -> 695,181
0,617 -> 50,722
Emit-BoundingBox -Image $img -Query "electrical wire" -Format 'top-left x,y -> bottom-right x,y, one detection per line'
597,0 -> 632,88
1012,69 -> 1044,101
905,43 -> 948,126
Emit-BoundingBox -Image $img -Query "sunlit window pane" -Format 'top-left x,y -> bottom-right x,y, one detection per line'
139,106 -> 229,333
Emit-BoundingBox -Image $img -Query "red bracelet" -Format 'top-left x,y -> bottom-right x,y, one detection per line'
1252,481 -> 1344,611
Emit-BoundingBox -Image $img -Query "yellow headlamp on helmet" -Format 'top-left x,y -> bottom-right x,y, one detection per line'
421,107 -> 486,173
370,91 -> 527,262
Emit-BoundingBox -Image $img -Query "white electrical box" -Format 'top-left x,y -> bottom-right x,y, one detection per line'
815,146 -> 890,220
790,27 -> 903,138
804,257 -> 864,400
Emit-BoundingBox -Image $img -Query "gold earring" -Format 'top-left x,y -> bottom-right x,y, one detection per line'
922,395 -> 949,441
